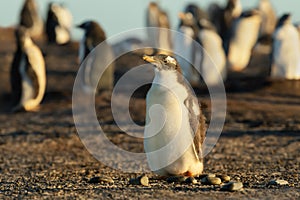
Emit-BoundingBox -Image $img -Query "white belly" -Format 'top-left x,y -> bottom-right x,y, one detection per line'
144,84 -> 202,176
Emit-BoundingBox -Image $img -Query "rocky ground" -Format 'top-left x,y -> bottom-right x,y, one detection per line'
0,27 -> 299,199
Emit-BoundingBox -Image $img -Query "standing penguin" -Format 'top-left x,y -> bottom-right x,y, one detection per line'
46,3 -> 73,45
271,14 -> 300,80
198,19 -> 227,86
19,0 -> 44,38
143,54 -> 206,177
77,20 -> 115,92
258,0 -> 277,38
209,0 -> 242,51
174,12 -> 202,86
227,10 -> 262,72
10,27 -> 46,112
146,2 -> 172,54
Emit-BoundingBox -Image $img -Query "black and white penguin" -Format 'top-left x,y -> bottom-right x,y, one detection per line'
146,2 -> 172,54
227,9 -> 262,72
174,11 -> 202,86
143,54 -> 206,177
10,27 -> 46,112
209,0 -> 242,51
197,18 -> 227,86
271,14 -> 300,80
19,0 -> 44,38
257,0 -> 277,38
46,3 -> 72,45
77,20 -> 115,91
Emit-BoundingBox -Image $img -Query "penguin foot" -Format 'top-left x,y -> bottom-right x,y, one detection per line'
10,105 -> 25,113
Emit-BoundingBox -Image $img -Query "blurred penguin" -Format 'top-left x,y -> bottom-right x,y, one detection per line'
19,0 -> 44,38
198,19 -> 227,86
10,27 -> 46,112
174,12 -> 202,85
46,3 -> 73,45
184,3 -> 210,23
209,0 -> 242,51
146,2 -> 172,54
271,14 -> 300,80
77,21 -> 115,92
227,10 -> 262,72
173,4 -> 210,85
258,0 -> 277,38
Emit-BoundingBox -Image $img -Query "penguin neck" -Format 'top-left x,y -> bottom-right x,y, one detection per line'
22,37 -> 34,49
153,69 -> 181,88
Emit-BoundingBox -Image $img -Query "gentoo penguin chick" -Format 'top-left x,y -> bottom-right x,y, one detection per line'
46,3 -> 72,45
143,54 -> 206,177
77,20 -> 115,91
198,19 -> 227,86
271,14 -> 300,80
19,0 -> 44,38
174,12 -> 202,86
146,2 -> 172,54
10,27 -> 46,112
257,0 -> 277,38
227,10 -> 262,71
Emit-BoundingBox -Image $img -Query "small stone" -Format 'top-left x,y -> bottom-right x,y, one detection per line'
166,176 -> 186,183
88,176 -> 114,184
139,175 -> 149,186
207,173 -> 216,178
201,176 -> 222,185
269,179 -> 289,186
217,174 -> 231,183
129,174 -> 149,186
221,181 -> 243,191
185,177 -> 198,184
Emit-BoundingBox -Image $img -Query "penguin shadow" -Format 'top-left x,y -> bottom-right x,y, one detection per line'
0,93 -> 14,113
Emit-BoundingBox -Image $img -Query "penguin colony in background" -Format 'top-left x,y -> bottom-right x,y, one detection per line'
146,2 -> 173,54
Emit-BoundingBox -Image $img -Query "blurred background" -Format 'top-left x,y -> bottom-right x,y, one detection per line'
0,0 -> 299,40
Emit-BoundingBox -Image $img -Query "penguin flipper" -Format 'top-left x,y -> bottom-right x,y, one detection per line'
184,96 -> 207,160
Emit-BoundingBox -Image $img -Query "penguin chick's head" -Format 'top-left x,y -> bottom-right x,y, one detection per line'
143,54 -> 181,72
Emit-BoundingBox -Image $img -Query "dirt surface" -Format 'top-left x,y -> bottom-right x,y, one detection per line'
0,27 -> 299,199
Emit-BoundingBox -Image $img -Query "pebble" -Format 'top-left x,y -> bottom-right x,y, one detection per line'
221,181 -> 243,191
166,176 -> 186,183
129,174 -> 149,186
217,174 -> 231,183
201,176 -> 222,185
207,173 -> 216,178
185,177 -> 198,184
268,179 -> 289,186
88,176 -> 114,184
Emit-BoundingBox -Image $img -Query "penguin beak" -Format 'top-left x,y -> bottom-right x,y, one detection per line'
178,12 -> 185,20
143,55 -> 161,69
143,55 -> 156,63
76,24 -> 84,29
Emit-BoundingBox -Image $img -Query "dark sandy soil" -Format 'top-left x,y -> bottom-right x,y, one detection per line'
0,27 -> 299,199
